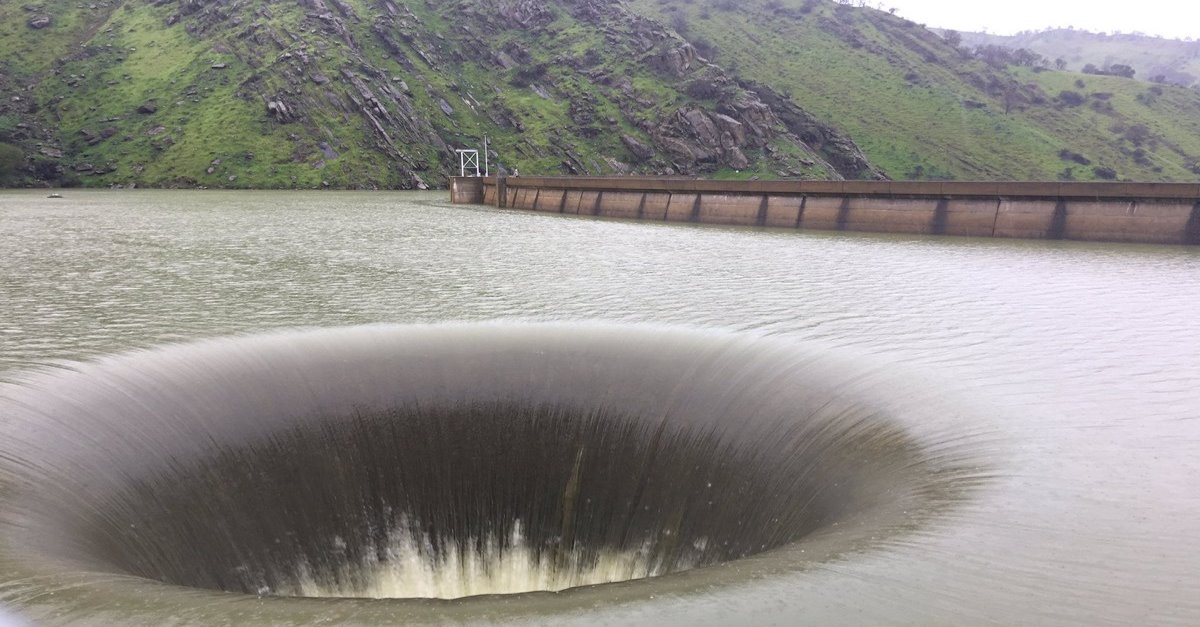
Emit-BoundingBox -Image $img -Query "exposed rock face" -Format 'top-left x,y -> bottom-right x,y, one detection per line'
490,0 -> 554,29
621,134 -> 655,162
742,81 -> 883,179
266,99 -> 294,121
712,114 -> 746,146
4,0 -> 866,187
652,106 -> 753,169
651,43 -> 698,77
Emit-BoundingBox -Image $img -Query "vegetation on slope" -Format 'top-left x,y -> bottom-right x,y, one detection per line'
1,0 -> 1199,187
956,29 -> 1200,87
2,0 -> 861,187
629,0 -> 1200,182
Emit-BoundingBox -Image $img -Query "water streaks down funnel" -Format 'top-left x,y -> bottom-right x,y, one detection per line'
0,324 -> 983,625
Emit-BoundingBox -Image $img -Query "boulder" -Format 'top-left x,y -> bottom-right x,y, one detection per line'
727,147 -> 750,170
80,129 -> 103,145
712,113 -> 746,146
651,43 -> 697,77
494,51 -> 517,69
621,134 -> 655,162
27,15 -> 51,29
137,101 -> 158,114
681,108 -> 720,146
603,157 -> 631,174
657,136 -> 697,160
266,100 -> 293,121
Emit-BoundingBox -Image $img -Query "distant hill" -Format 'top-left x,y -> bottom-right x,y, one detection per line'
2,0 -> 1200,188
955,29 -> 1200,87
631,1 -> 1200,182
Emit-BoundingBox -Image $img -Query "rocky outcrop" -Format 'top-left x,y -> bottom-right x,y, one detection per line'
3,0 -> 864,187
491,0 -> 554,29
265,99 -> 294,121
742,81 -> 883,179
621,134 -> 655,162
651,43 -> 699,77
652,106 -> 755,170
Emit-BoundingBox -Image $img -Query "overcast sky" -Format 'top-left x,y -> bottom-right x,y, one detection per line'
881,0 -> 1198,40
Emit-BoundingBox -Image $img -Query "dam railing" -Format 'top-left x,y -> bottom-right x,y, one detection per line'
450,176 -> 1200,246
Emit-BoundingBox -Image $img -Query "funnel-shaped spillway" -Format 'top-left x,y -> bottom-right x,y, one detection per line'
0,324 -> 977,623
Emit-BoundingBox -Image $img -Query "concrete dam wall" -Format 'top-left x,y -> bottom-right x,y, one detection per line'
449,176 -> 1200,246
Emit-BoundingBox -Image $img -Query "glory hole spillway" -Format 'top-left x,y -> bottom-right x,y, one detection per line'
0,323 -> 978,624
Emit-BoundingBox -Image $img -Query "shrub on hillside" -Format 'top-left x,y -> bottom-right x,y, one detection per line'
0,143 -> 23,184
1122,124 -> 1151,146
1058,149 -> 1091,166
1093,166 -> 1118,180
691,36 -> 719,60
1057,90 -> 1086,107
509,64 -> 548,88
31,159 -> 60,181
1108,64 -> 1136,79
1082,63 -> 1136,79
0,115 -> 17,143
669,12 -> 689,35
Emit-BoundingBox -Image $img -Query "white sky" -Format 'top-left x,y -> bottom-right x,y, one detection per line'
881,0 -> 1199,40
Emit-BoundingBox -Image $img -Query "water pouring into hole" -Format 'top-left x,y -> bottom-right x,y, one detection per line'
0,323 -> 978,616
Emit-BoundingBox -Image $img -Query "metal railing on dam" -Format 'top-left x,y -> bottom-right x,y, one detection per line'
450,176 -> 1200,245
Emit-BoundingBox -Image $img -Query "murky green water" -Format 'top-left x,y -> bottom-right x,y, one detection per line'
1,189 -> 1198,625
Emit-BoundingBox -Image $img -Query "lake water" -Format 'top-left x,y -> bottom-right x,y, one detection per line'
1,189 -> 1198,625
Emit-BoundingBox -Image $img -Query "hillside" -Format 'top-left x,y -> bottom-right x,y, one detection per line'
629,0 -> 1200,182
1,0 -> 1199,188
957,29 -> 1200,87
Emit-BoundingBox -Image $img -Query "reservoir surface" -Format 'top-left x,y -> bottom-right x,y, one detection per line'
1,190 -> 1198,625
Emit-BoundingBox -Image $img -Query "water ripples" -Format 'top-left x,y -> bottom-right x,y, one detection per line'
1,190 -> 1199,625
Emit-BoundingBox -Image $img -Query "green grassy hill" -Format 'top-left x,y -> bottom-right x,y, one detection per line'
957,29 -> 1200,87
2,0 -> 1199,188
629,0 -> 1200,182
